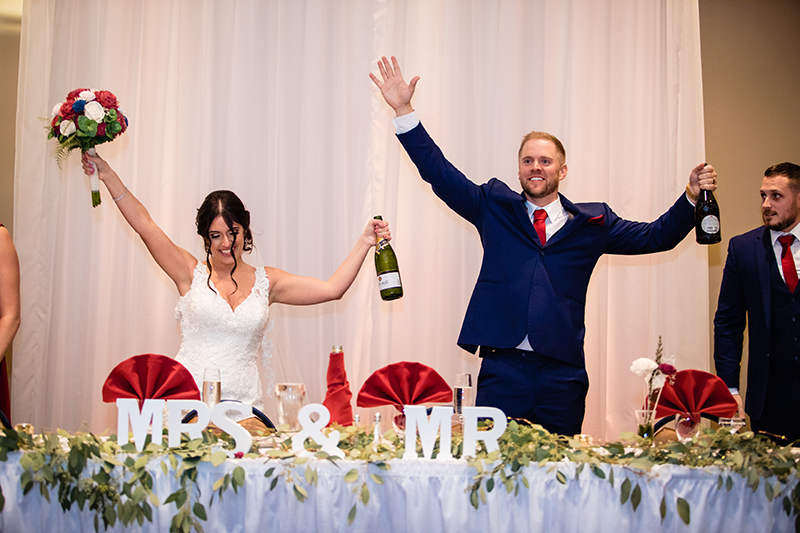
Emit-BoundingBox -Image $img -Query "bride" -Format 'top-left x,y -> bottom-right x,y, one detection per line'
82,153 -> 391,412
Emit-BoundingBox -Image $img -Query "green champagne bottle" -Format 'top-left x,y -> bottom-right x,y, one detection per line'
373,215 -> 403,300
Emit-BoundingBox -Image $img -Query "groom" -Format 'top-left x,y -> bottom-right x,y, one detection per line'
370,56 -> 718,435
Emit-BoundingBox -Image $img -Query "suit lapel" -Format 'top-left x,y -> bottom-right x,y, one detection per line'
545,195 -> 587,246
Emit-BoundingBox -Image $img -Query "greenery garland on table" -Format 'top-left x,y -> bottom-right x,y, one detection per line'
0,422 -> 798,533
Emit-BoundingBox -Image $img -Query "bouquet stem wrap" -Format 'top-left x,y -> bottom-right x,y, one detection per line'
87,147 -> 100,207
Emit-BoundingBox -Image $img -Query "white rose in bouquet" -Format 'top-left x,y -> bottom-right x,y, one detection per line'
59,119 -> 76,136
84,101 -> 105,122
630,357 -> 658,378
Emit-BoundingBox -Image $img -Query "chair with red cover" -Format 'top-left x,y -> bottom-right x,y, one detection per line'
102,353 -> 201,405
356,361 -> 453,429
653,369 -> 738,431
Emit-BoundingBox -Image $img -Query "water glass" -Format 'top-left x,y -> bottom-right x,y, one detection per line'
202,368 -> 221,408
453,373 -> 474,415
275,383 -> 306,432
718,416 -> 746,434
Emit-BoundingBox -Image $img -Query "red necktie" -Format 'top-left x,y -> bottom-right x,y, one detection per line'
778,234 -> 798,292
533,209 -> 547,245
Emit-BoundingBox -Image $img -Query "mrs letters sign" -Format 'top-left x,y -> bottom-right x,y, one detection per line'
117,400 -> 508,458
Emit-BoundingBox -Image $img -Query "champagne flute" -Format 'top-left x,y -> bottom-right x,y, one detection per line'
453,373 -> 473,415
202,368 -> 221,408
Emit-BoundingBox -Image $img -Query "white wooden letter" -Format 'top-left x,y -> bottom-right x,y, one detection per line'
167,400 -> 210,448
462,406 -> 508,456
210,401 -> 253,457
291,403 -> 344,458
116,398 -> 165,452
402,405 -> 454,460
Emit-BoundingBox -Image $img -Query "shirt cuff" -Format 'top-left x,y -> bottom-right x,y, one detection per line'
393,112 -> 420,135
728,387 -> 739,395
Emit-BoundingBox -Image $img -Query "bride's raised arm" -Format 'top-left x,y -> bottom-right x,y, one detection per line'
82,152 -> 197,295
267,219 -> 390,305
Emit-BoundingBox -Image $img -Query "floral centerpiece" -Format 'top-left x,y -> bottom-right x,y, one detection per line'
630,336 -> 677,438
47,88 -> 129,207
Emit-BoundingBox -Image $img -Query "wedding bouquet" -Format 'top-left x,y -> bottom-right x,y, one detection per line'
630,337 -> 677,437
48,88 -> 129,207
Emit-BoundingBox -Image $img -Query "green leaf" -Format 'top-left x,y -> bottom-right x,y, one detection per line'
591,465 -> 605,479
344,469 -> 359,483
269,477 -> 279,491
620,478 -> 631,505
211,451 -> 228,467
347,504 -> 357,525
161,461 -> 169,476
264,467 -> 275,478
660,496 -> 666,522
486,478 -> 495,492
470,488 -> 479,509
293,484 -> 308,502
304,467 -> 315,485
375,461 -> 391,471
361,483 -> 370,505
726,476 -> 734,492
134,455 -> 149,470
677,497 -> 691,525
232,466 -> 246,488
370,473 -> 384,485
193,502 -> 207,521
631,484 -> 642,512
765,481 -> 774,502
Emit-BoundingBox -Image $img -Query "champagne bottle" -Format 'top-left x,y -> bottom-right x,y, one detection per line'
695,186 -> 721,245
373,215 -> 403,300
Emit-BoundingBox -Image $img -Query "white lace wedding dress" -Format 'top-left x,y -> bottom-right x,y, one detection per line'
175,261 -> 273,412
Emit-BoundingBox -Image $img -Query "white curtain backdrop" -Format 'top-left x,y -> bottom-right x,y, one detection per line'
12,0 -> 708,442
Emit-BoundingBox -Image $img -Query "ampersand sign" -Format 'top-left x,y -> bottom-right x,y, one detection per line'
291,403 -> 344,458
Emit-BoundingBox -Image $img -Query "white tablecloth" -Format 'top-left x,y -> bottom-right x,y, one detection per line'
0,453 -> 796,532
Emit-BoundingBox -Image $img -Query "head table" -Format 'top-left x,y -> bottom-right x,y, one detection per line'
0,425 -> 797,533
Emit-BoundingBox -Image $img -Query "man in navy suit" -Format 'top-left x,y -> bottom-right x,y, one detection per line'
714,162 -> 800,445
371,56 -> 717,436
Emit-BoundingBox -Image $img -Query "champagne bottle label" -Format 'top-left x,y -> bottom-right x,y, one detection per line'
700,215 -> 720,234
377,272 -> 402,290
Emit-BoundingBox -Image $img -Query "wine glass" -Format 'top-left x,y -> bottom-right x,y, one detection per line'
675,412 -> 702,443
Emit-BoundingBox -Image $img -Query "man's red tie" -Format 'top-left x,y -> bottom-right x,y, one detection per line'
779,234 -> 798,292
533,209 -> 547,246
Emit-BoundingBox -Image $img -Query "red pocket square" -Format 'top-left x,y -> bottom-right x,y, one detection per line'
356,361 -> 452,411
102,354 -> 200,405
655,369 -> 737,418
587,215 -> 605,226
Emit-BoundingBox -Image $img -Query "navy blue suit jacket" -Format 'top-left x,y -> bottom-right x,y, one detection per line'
398,123 -> 695,368
713,227 -> 772,420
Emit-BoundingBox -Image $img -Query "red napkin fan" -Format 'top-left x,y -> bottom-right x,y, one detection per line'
654,369 -> 738,418
102,354 -> 201,405
356,361 -> 452,411
322,348 -> 353,426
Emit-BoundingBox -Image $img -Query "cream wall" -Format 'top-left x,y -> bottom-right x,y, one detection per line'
699,0 -> 800,398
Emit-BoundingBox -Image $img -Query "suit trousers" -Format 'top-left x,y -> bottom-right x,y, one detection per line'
475,348 -> 589,436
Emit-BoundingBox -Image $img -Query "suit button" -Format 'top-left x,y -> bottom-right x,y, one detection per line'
540,251 -> 545,256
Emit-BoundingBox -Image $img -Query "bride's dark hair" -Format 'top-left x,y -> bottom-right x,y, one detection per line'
196,190 -> 254,293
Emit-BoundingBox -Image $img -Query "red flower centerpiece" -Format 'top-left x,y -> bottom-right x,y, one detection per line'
48,88 -> 129,207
